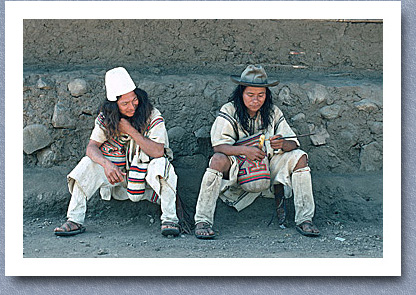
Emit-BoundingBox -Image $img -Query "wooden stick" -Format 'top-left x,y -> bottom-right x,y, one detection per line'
265,133 -> 315,141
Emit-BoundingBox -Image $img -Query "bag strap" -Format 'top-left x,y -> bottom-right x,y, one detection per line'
234,132 -> 263,147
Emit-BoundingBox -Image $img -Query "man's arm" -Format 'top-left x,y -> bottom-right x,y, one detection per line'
86,140 -> 126,185
213,144 -> 266,162
269,134 -> 298,152
118,118 -> 165,158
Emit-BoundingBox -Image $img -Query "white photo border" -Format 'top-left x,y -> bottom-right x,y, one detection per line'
5,1 -> 401,276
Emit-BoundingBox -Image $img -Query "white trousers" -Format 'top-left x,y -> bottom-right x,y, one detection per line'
194,149 -> 316,226
66,157 -> 178,225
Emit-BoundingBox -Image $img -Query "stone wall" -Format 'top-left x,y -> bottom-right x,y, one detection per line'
23,70 -> 382,173
23,19 -> 383,173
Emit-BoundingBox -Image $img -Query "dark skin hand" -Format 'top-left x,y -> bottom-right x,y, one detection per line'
213,144 -> 266,162
85,119 -> 165,185
269,134 -> 298,152
118,118 -> 164,158
213,134 -> 298,162
86,140 -> 126,185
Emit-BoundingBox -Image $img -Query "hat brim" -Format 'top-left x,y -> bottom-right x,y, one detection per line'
230,75 -> 279,87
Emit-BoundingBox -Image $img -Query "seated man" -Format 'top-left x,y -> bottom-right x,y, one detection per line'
54,67 -> 180,237
194,65 -> 320,239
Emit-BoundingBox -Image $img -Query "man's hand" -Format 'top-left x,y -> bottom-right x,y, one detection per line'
243,146 -> 266,162
270,134 -> 285,150
270,134 -> 297,152
118,118 -> 165,158
103,161 -> 126,185
86,139 -> 127,185
118,118 -> 136,136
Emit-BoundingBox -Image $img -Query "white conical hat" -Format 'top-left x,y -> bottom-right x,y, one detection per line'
105,67 -> 136,101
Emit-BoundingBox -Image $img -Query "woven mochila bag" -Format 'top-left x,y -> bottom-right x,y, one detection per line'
234,133 -> 271,193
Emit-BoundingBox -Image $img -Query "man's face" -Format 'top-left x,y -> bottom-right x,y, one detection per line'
242,86 -> 266,117
117,91 -> 139,117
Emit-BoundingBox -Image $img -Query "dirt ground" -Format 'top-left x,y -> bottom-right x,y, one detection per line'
23,167 -> 383,259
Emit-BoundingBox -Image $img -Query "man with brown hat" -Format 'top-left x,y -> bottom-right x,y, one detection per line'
194,64 -> 320,239
54,67 -> 180,237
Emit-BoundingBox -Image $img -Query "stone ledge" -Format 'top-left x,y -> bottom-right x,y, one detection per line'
23,166 -> 383,224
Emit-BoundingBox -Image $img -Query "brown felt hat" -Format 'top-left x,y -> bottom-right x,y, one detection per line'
230,64 -> 279,87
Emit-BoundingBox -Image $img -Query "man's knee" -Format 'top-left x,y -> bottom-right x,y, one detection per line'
294,154 -> 308,171
209,153 -> 231,173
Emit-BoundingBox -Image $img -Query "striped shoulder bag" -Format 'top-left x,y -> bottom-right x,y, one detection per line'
234,133 -> 271,193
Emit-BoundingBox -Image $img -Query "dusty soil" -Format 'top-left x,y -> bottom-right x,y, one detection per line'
23,167 -> 383,258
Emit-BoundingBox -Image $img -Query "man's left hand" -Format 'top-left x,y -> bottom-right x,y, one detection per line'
270,134 -> 297,152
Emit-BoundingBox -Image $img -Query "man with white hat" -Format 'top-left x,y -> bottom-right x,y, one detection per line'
194,65 -> 320,239
54,67 -> 180,237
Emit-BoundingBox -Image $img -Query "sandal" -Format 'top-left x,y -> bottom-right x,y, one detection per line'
54,220 -> 85,236
161,221 -> 180,237
195,222 -> 216,239
296,220 -> 320,237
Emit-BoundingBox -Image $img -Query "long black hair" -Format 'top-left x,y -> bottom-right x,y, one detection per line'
99,88 -> 153,138
228,85 -> 274,132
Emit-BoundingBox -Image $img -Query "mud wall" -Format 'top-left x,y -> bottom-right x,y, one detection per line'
23,19 -> 383,173
24,19 -> 382,74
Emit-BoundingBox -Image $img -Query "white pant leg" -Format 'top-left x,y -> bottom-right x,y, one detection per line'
269,149 -> 306,197
194,168 -> 223,226
269,150 -> 315,224
159,178 -> 179,224
66,156 -> 122,223
292,167 -> 315,225
67,182 -> 87,225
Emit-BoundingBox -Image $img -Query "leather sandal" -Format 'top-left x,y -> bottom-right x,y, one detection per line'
54,220 -> 86,236
195,222 -> 216,239
296,220 -> 320,237
161,221 -> 180,237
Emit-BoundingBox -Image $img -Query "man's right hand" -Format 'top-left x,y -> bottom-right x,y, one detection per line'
244,146 -> 266,162
86,139 -> 127,185
103,161 -> 126,185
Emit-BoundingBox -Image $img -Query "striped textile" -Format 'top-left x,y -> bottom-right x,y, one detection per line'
234,133 -> 263,147
127,162 -> 147,201
234,133 -> 271,193
218,111 -> 240,139
126,160 -> 161,203
126,115 -> 165,202
95,113 -> 129,167
93,112 -> 168,203
150,190 -> 159,203
211,102 -> 299,150
126,116 -> 166,161
145,117 -> 164,133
